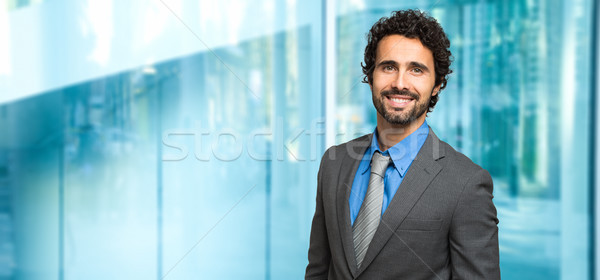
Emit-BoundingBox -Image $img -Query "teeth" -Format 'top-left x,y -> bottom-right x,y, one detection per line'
390,97 -> 410,103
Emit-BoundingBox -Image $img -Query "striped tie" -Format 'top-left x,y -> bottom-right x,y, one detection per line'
353,151 -> 390,268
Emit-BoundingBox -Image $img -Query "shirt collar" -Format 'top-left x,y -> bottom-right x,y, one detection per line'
360,121 -> 430,177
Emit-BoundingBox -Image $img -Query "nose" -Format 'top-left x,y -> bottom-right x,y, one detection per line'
392,72 -> 410,91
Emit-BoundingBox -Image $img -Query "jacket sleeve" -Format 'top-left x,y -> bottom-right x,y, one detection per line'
449,169 -> 501,279
305,149 -> 333,280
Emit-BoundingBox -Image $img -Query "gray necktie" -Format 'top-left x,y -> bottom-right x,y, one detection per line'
353,151 -> 390,269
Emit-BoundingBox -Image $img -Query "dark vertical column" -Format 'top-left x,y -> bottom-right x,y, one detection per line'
58,106 -> 65,280
456,4 -> 464,151
590,0 -> 598,278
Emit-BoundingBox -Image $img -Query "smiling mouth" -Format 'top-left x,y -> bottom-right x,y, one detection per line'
386,95 -> 414,107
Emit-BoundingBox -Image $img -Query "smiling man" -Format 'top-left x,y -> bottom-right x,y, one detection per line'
305,10 -> 500,279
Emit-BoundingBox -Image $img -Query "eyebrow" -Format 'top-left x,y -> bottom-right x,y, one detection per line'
409,61 -> 430,72
377,60 -> 431,73
377,60 -> 398,67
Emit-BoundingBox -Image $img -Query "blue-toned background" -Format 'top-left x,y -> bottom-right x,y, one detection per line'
0,0 -> 596,279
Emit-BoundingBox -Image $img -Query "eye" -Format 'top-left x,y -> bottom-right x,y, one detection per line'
383,65 -> 395,72
412,68 -> 423,74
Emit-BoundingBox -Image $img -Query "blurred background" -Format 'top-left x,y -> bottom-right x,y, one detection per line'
0,0 -> 597,279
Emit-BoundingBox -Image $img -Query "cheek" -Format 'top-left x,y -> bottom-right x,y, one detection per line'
415,80 -> 436,95
371,72 -> 391,90
371,78 -> 387,93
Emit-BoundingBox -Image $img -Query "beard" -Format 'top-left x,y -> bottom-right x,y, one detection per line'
372,88 -> 431,125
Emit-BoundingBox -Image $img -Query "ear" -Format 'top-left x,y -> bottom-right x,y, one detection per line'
432,84 -> 441,96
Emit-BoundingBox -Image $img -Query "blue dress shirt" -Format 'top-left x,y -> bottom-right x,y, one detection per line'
349,121 -> 430,226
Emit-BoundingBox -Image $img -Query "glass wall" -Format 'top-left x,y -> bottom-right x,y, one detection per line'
336,0 -> 595,279
0,0 -> 597,279
0,1 -> 324,279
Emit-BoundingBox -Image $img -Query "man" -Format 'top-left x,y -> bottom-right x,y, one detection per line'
305,10 -> 500,279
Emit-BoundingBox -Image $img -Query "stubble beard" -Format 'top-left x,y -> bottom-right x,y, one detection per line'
372,88 -> 431,126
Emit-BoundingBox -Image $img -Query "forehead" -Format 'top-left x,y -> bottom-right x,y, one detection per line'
375,35 -> 434,65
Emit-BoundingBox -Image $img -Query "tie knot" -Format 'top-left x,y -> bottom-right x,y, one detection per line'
371,152 -> 390,177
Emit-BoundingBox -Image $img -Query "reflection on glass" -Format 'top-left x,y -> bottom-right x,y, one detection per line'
0,3 -> 323,280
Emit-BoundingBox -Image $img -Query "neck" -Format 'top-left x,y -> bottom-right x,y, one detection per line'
376,115 -> 425,151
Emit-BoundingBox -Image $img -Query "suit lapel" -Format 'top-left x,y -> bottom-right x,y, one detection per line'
356,129 -> 446,274
336,134 -> 371,277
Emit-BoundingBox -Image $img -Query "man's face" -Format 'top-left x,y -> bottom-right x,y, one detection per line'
370,35 -> 440,126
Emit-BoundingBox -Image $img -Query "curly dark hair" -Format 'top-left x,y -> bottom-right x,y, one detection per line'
362,9 -> 452,112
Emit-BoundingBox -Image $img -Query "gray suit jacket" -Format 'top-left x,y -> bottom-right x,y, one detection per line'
305,129 -> 500,279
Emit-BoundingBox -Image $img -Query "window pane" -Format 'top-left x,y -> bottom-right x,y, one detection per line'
0,0 -> 323,279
